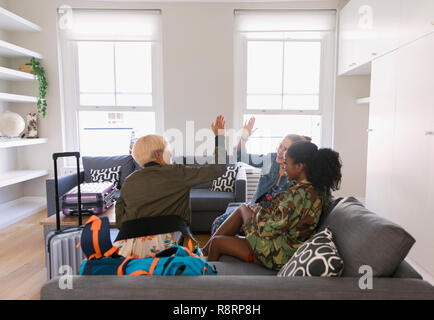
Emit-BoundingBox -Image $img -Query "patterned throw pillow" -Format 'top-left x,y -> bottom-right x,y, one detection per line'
90,166 -> 121,188
210,166 -> 239,192
278,228 -> 344,277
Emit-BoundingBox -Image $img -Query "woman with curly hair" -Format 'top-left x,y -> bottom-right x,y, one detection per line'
204,141 -> 342,271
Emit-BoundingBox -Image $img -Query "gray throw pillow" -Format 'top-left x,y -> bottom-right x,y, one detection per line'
278,228 -> 344,277
320,197 -> 415,277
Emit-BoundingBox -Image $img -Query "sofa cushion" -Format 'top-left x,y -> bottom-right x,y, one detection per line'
316,196 -> 343,231
320,197 -> 415,277
82,155 -> 136,187
191,181 -> 213,190
190,189 -> 235,211
278,228 -> 344,277
208,261 -> 277,276
90,166 -> 121,187
210,166 -> 239,192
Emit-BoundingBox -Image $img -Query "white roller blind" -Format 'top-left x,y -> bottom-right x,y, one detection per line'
234,9 -> 336,32
58,8 -> 161,41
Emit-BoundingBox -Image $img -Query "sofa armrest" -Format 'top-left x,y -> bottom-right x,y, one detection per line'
234,166 -> 247,203
45,171 -> 85,217
392,260 -> 423,279
41,276 -> 434,300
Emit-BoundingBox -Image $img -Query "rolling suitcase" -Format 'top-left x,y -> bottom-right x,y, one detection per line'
45,152 -> 85,280
61,181 -> 116,216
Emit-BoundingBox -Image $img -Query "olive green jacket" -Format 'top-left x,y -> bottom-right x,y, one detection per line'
115,136 -> 227,228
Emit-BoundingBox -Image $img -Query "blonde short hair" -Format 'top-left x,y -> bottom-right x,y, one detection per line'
132,134 -> 168,167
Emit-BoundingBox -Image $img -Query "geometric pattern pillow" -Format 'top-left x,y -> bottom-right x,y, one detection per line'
277,228 -> 344,277
210,166 -> 239,192
90,166 -> 121,188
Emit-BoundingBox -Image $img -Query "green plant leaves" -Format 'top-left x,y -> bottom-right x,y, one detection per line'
30,57 -> 47,118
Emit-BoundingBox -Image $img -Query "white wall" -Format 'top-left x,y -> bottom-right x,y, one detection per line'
2,0 -> 341,200
333,75 -> 370,201
331,0 -> 370,201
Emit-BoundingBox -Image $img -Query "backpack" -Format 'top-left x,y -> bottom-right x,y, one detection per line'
78,215 -> 217,276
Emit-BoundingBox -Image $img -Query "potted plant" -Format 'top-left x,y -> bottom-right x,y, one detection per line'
21,58 -> 48,118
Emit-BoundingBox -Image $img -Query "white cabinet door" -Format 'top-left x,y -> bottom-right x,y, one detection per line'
372,0 -> 403,57
390,33 -> 434,274
338,0 -> 402,75
338,0 -> 358,75
338,0 -> 376,75
401,0 -> 434,45
365,52 -> 398,216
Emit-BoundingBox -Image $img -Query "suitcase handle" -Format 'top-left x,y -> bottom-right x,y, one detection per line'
53,152 -> 80,161
53,152 -> 82,230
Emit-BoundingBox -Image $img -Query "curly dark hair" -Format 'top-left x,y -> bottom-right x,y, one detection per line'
286,141 -> 342,196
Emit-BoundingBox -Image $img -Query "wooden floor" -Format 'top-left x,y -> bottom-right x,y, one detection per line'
0,210 -> 211,300
0,210 -> 46,300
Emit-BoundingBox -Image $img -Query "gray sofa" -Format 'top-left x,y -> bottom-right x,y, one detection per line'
41,197 -> 434,300
45,155 -> 247,232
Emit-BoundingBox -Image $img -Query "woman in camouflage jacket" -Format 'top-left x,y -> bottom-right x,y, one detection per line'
205,141 -> 342,271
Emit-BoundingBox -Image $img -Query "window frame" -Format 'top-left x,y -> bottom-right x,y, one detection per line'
234,31 -> 336,148
58,15 -> 164,165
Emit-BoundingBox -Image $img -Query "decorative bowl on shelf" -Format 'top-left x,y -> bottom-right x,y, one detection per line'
0,111 -> 26,137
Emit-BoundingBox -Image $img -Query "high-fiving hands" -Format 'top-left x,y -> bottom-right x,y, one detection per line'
211,115 -> 226,136
242,116 -> 257,139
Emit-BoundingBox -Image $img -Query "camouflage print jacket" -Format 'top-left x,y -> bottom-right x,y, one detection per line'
242,179 -> 323,271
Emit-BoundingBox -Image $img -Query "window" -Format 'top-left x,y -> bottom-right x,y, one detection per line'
58,9 -> 163,159
234,10 -> 336,153
77,41 -> 152,107
78,111 -> 155,156
244,114 -> 321,154
247,41 -> 321,110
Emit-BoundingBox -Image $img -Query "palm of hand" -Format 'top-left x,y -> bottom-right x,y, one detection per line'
243,117 -> 256,137
212,115 -> 226,135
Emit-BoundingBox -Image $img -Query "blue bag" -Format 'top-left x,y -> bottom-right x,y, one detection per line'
78,215 -> 217,276
120,245 -> 217,276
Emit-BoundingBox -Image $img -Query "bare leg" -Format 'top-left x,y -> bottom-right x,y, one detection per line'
207,235 -> 252,262
203,205 -> 255,255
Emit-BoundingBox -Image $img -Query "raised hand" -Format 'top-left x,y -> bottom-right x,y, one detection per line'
242,116 -> 256,139
211,115 -> 226,136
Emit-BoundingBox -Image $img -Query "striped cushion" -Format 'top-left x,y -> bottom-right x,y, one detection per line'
90,166 -> 121,187
210,166 -> 238,192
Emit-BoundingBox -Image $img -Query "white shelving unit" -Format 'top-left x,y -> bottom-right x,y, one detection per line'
0,92 -> 37,103
0,7 -> 41,32
0,197 -> 46,230
0,138 -> 47,148
0,6 -> 46,230
0,39 -> 42,59
0,66 -> 35,81
356,97 -> 370,105
0,170 -> 48,188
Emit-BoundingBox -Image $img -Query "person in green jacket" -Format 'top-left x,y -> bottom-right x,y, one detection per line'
205,141 -> 342,271
114,115 -> 227,258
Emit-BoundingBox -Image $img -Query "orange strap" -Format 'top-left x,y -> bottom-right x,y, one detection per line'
117,256 -> 133,275
88,216 -> 102,259
118,257 -> 160,276
188,239 -> 193,252
104,246 -> 119,257
129,270 -> 150,276
130,258 -> 160,276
